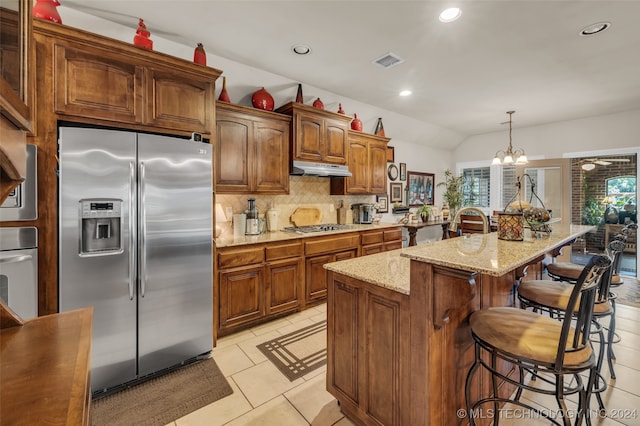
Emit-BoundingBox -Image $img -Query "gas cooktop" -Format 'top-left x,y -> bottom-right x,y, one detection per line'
283,224 -> 355,234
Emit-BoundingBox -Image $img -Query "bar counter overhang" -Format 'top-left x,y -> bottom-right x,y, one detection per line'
324,224 -> 595,426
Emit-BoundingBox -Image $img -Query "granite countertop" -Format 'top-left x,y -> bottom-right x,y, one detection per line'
324,249 -> 412,295
324,224 -> 595,295
215,222 -> 402,248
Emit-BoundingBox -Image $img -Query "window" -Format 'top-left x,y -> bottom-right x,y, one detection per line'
606,176 -> 636,207
462,167 -> 490,207
500,166 -> 517,208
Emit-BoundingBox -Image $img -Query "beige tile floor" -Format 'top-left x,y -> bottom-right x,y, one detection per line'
169,300 -> 640,425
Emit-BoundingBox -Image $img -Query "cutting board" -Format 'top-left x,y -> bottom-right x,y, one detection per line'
290,207 -> 323,227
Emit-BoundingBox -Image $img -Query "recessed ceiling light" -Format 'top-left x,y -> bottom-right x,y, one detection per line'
579,22 -> 611,36
399,90 -> 412,97
439,7 -> 461,23
292,45 -> 311,55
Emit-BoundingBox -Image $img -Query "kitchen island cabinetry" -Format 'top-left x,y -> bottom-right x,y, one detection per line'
216,241 -> 303,336
215,102 -> 290,194
325,225 -> 595,426
276,102 -> 351,165
37,21 -> 219,134
331,131 -> 390,195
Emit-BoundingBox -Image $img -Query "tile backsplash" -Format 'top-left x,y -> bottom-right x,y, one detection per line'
215,176 -> 375,229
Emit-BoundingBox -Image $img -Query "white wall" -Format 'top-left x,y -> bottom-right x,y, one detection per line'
454,109 -> 640,163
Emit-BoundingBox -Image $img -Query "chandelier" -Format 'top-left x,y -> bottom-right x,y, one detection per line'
491,111 -> 528,166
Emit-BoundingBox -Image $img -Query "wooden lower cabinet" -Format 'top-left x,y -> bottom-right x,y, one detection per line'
361,227 -> 403,255
266,258 -> 302,315
218,264 -> 265,332
217,241 -> 303,336
327,272 -> 411,426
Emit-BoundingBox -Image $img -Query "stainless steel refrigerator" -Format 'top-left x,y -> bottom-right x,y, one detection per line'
58,126 -> 213,395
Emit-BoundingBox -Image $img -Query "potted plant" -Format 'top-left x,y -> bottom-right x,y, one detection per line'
437,169 -> 465,219
416,205 -> 432,222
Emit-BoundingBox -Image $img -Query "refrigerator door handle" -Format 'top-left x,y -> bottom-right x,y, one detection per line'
139,161 -> 147,298
128,161 -> 136,301
0,254 -> 33,264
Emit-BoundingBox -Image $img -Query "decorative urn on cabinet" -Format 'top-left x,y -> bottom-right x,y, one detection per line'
33,0 -> 62,24
133,18 -> 153,50
193,43 -> 206,65
351,113 -> 363,131
252,87 -> 275,111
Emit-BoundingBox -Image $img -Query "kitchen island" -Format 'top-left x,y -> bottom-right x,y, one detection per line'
324,224 -> 594,426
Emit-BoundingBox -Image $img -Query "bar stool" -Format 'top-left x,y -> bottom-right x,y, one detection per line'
465,255 -> 611,426
547,224 -> 632,283
517,240 -> 623,413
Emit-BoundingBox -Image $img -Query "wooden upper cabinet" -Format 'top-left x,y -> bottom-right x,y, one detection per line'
216,101 -> 290,194
145,68 -> 213,132
276,102 -> 351,165
331,131 -> 390,195
53,43 -> 143,123
0,0 -> 32,133
34,20 -> 220,134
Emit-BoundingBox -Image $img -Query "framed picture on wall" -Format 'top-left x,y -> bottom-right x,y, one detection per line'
399,163 -> 406,181
390,182 -> 403,203
376,195 -> 388,213
407,171 -> 435,206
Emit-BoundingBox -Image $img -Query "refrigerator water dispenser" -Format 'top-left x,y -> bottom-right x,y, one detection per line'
80,199 -> 123,255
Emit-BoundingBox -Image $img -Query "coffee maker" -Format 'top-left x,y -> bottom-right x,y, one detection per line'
351,203 -> 374,224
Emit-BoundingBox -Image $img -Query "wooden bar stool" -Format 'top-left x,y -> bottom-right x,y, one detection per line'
517,240 -> 623,414
465,255 -> 611,426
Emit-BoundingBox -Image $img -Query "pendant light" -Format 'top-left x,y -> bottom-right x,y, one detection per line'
491,111 -> 528,166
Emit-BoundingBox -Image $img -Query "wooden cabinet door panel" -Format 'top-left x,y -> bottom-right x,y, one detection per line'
219,265 -> 264,330
54,44 -> 143,123
305,253 -> 333,303
216,116 -> 251,192
324,122 -> 347,164
266,258 -> 302,315
368,140 -> 388,194
345,138 -> 368,193
329,278 -> 360,403
254,119 -> 289,193
296,112 -> 323,162
146,68 -> 212,132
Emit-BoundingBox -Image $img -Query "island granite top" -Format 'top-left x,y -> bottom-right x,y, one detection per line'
324,224 -> 595,295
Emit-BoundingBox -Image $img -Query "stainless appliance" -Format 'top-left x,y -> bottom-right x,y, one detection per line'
290,160 -> 352,177
283,224 -> 354,234
0,227 -> 38,320
0,144 -> 37,221
351,203 -> 374,224
58,127 -> 213,396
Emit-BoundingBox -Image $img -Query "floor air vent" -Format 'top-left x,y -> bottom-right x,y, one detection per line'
372,52 -> 405,69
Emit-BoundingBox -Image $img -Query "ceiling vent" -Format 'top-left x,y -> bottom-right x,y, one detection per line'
372,52 -> 405,69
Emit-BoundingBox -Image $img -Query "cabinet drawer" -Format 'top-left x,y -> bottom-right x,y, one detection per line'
305,234 -> 360,256
384,241 -> 403,251
384,228 -> 402,242
361,231 -> 383,246
266,241 -> 303,261
218,247 -> 264,268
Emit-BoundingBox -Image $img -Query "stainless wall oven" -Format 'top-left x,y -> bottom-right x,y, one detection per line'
0,143 -> 37,221
0,227 -> 38,319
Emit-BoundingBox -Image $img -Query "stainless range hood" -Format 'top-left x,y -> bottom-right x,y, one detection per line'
291,160 -> 352,177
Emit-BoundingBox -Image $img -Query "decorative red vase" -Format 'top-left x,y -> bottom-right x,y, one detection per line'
218,76 -> 231,103
337,103 -> 345,114
194,43 -> 206,65
351,113 -> 363,131
295,84 -> 304,103
252,87 -> 274,111
33,0 -> 62,24
312,98 -> 324,110
133,18 -> 153,50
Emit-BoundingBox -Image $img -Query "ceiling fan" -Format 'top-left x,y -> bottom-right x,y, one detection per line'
580,157 -> 630,171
